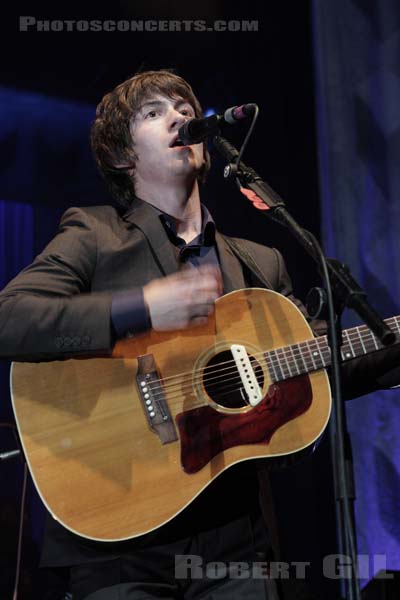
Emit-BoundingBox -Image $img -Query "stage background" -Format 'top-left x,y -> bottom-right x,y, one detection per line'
0,1 -> 399,597
313,0 -> 400,585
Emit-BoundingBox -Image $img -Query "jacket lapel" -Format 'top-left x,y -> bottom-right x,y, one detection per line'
123,199 -> 179,276
123,199 -> 246,291
215,232 -> 246,293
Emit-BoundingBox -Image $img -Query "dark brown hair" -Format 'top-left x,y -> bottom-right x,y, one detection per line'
90,69 -> 211,208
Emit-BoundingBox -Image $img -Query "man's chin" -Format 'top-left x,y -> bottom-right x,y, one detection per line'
170,156 -> 203,176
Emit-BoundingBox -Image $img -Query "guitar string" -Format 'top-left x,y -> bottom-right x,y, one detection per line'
131,323 -> 400,415
143,327 -> 389,409
139,339 -> 397,413
133,316 -> 399,390
144,374 -> 265,407
148,361 -> 316,412
130,318 -> 400,414
180,373 -> 267,409
143,334 -> 385,410
151,371 -> 269,411
149,362 -> 269,405
148,362 -> 318,410
143,348 -> 301,403
137,328 -> 399,411
145,327 -> 386,411
135,321 -> 397,400
137,329 -> 383,394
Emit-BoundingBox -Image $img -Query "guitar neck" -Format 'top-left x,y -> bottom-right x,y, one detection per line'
264,316 -> 400,382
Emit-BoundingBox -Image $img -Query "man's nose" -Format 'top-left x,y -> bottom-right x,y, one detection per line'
169,109 -> 191,131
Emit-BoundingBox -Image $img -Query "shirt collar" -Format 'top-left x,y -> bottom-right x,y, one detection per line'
158,204 -> 216,247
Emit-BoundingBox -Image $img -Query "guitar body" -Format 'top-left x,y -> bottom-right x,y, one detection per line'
10,288 -> 331,541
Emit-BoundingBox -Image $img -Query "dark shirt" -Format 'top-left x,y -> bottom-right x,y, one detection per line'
159,204 -> 218,268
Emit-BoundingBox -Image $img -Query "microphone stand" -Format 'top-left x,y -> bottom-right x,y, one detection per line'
213,135 -> 395,600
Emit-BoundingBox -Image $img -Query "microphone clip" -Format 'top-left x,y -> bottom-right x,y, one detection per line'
223,163 -> 239,180
223,161 -> 258,185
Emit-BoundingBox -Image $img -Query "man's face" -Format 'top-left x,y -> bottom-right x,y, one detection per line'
130,94 -> 205,190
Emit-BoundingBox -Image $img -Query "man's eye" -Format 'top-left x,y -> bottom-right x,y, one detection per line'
181,109 -> 194,117
145,110 -> 158,118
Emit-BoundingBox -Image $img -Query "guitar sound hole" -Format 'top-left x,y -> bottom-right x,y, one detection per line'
203,350 -> 264,409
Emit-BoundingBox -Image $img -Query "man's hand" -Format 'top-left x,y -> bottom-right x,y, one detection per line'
143,265 -> 223,331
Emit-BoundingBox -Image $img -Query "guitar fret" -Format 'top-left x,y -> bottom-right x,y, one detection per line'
367,330 -> 376,349
318,343 -> 331,367
289,345 -> 301,375
346,329 -> 361,352
368,329 -> 379,351
292,344 -> 308,374
299,342 -> 314,371
266,350 -> 279,382
262,314 -> 399,384
395,317 -> 400,336
278,348 -> 293,378
357,327 -> 367,354
342,329 -> 355,359
269,349 -> 284,381
276,349 -> 288,380
306,340 -> 318,370
314,339 -> 326,368
346,325 -> 385,355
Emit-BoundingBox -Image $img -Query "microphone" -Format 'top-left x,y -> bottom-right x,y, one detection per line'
178,103 -> 257,145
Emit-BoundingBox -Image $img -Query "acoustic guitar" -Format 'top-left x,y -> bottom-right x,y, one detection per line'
10,288 -> 399,541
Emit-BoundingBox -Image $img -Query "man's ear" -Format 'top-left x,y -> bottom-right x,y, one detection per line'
113,162 -> 134,174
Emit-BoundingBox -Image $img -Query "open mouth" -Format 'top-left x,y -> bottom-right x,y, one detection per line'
170,136 -> 186,148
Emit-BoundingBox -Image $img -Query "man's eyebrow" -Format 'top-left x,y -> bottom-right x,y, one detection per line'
139,100 -> 165,110
138,98 -> 194,112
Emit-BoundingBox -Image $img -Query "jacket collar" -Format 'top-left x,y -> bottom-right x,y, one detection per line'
215,231 -> 246,293
123,197 -> 179,276
123,197 -> 246,291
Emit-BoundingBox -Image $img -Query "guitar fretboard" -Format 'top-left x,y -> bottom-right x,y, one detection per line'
264,316 -> 400,382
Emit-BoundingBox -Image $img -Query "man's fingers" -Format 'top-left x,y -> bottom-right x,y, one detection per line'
190,316 -> 209,327
176,264 -> 222,284
188,300 -> 216,319
143,264 -> 222,332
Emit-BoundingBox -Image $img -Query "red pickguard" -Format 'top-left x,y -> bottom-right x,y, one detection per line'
176,375 -> 312,474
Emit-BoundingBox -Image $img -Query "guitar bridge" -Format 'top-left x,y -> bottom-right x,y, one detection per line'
136,354 -> 178,444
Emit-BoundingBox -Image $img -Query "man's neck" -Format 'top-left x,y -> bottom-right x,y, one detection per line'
137,179 -> 202,243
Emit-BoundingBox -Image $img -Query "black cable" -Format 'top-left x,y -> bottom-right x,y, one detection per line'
0,422 -> 27,600
300,228 -> 361,600
12,462 -> 27,600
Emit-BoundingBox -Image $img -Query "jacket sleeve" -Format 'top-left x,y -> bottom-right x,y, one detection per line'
247,241 -> 400,400
0,207 -> 113,360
